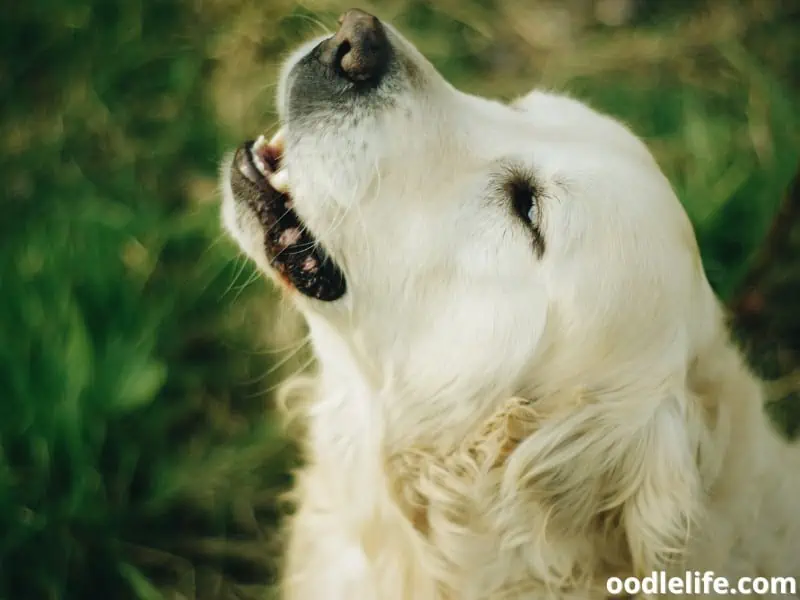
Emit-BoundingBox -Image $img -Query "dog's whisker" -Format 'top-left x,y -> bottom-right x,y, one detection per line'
235,333 -> 312,358
280,12 -> 333,36
230,265 -> 263,303
218,252 -> 250,300
245,355 -> 316,400
241,336 -> 312,386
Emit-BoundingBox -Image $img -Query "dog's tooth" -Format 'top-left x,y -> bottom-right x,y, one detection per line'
236,147 -> 261,183
269,169 -> 290,193
252,152 -> 269,176
269,129 -> 285,153
238,159 -> 260,183
252,134 -> 268,152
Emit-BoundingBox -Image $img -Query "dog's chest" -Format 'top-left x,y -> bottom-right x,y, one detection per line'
301,350 -> 632,598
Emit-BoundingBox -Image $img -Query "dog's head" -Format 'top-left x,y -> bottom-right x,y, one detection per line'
222,8 -> 717,406
222,9 -> 730,577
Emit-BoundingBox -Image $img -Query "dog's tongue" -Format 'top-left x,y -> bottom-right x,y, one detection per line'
237,135 -> 347,302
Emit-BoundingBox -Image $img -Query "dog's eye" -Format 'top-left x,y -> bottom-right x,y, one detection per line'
507,179 -> 538,225
501,170 -> 545,257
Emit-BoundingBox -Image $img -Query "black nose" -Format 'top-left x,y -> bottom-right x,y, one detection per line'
320,9 -> 390,83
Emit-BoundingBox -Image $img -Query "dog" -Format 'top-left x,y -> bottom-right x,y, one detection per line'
220,9 -> 800,599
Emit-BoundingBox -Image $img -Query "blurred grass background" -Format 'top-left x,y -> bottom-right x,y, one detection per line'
1,0 -> 798,598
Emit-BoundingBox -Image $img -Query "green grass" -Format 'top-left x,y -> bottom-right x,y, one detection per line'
2,1 -> 799,598
2,2 -> 293,598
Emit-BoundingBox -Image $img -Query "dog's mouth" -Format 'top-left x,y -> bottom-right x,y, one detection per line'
231,130 -> 346,302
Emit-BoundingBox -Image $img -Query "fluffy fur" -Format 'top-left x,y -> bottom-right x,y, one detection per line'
220,15 -> 800,600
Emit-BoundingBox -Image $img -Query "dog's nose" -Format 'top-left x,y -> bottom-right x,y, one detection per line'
322,9 -> 390,83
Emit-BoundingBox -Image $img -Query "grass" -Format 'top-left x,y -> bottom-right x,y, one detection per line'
2,0 -> 799,598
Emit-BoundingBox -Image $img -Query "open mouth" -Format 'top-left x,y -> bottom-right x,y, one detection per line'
232,131 -> 346,302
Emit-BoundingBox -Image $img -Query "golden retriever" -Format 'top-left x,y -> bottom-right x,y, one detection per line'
220,9 -> 800,599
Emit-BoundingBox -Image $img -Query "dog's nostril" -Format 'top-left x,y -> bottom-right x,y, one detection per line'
334,39 -> 353,74
322,8 -> 389,83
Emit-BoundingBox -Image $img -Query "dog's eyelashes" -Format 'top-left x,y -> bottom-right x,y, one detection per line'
501,171 -> 545,257
509,179 -> 537,225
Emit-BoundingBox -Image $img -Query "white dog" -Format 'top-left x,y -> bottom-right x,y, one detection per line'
220,9 -> 800,599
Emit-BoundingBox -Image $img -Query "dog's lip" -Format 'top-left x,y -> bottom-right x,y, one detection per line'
237,140 -> 267,186
231,129 -> 348,302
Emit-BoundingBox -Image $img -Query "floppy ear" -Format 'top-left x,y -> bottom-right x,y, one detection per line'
502,379 -> 703,576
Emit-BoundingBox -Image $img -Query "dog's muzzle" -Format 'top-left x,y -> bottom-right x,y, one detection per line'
319,9 -> 391,84
285,8 -> 396,120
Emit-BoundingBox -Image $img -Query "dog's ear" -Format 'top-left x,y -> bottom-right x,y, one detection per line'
501,379 -> 703,576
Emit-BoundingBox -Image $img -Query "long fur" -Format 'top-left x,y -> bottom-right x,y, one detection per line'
274,314 -> 800,600
221,16 -> 800,600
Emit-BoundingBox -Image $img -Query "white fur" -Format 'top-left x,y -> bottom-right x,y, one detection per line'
221,20 -> 800,600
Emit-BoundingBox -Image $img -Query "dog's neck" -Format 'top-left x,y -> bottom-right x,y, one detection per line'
290,305 -> 798,598
301,318 -> 650,592
302,309 -> 518,456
